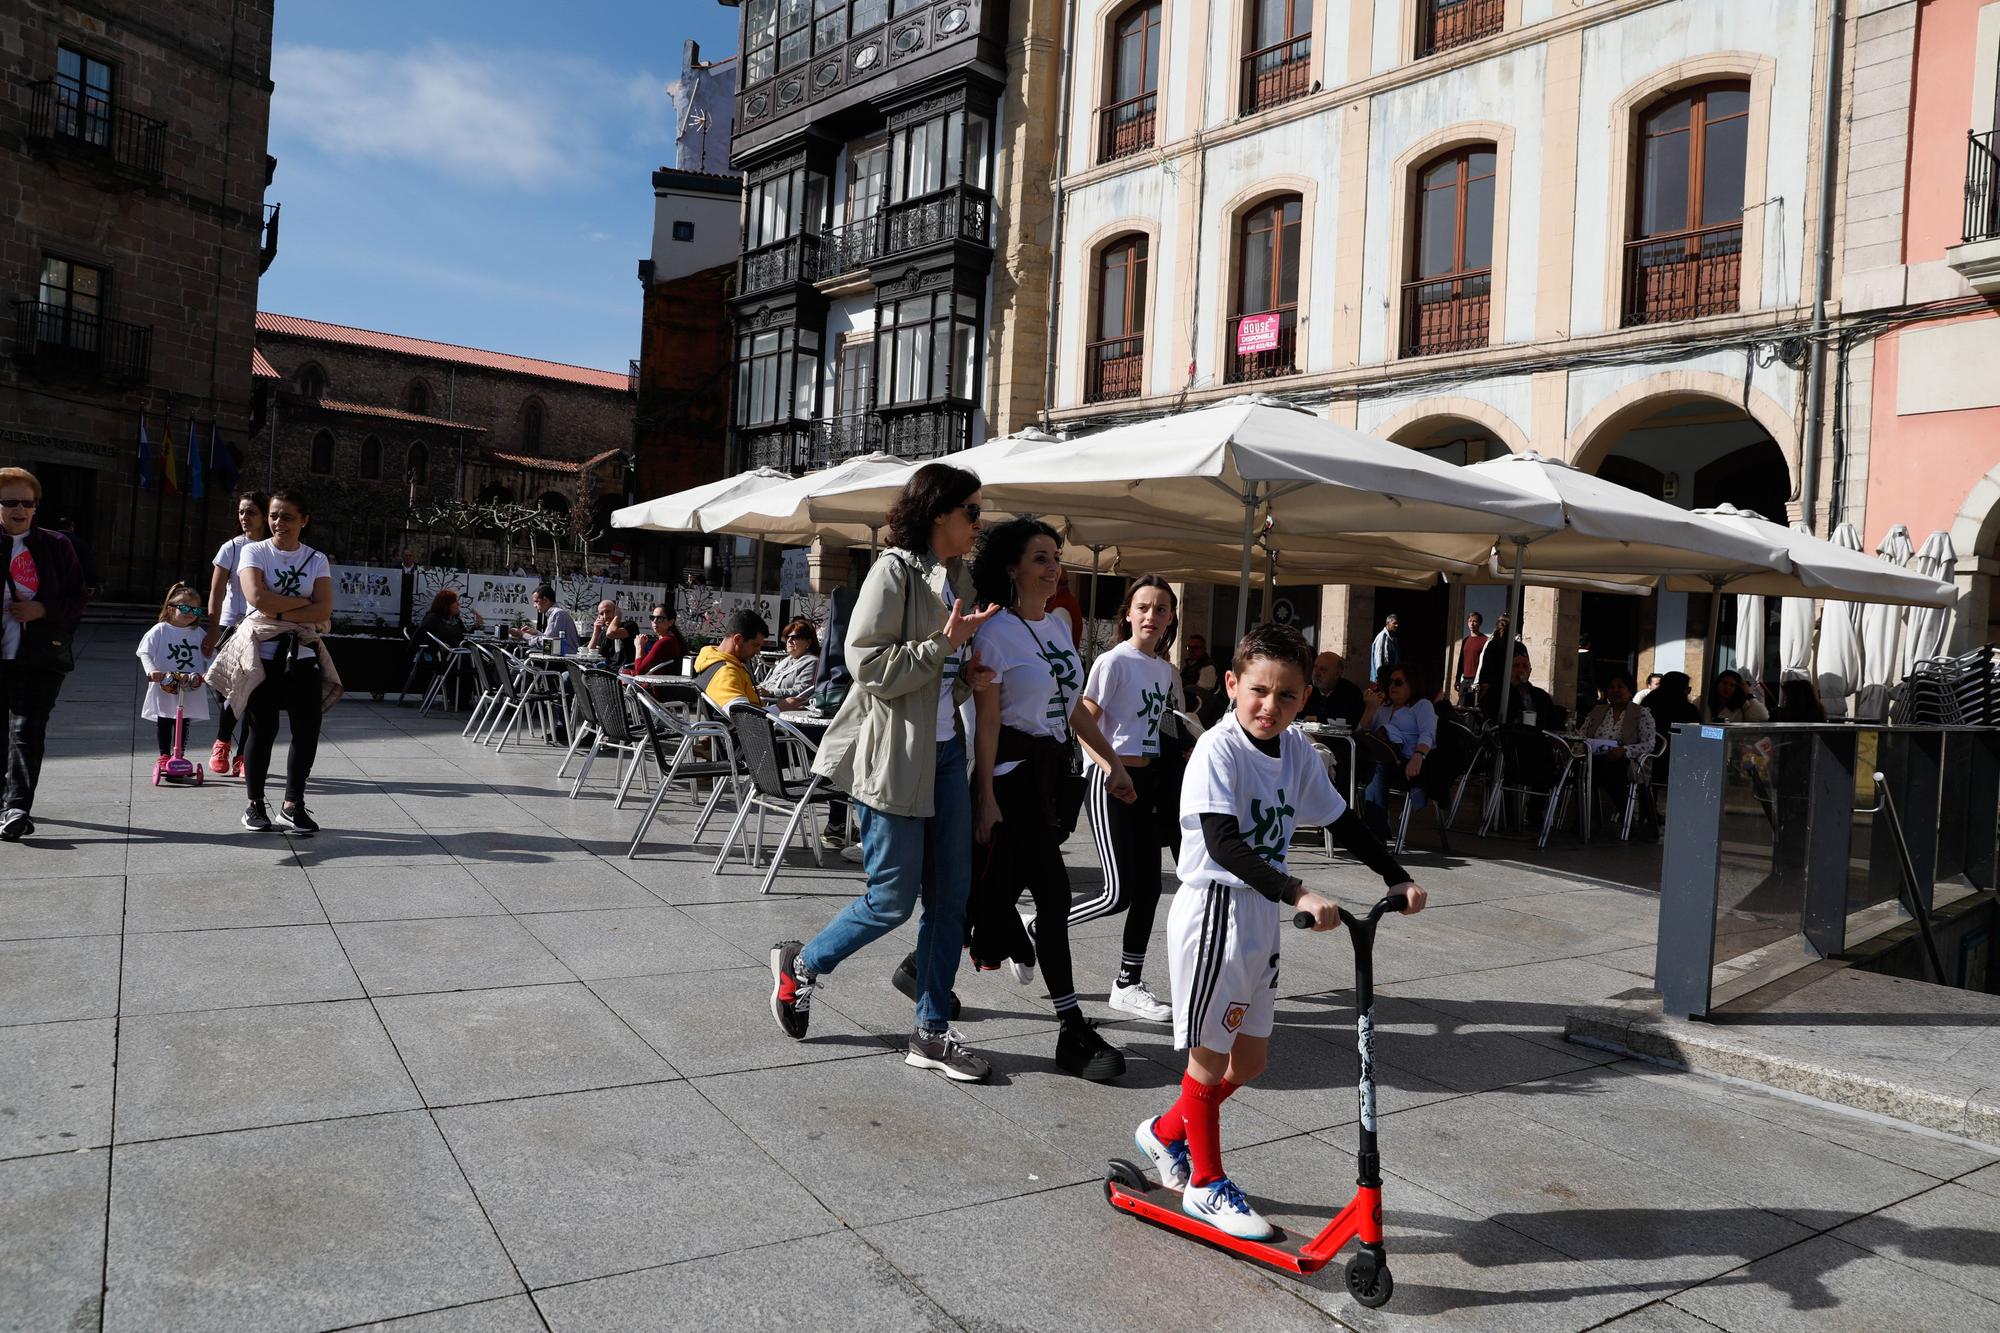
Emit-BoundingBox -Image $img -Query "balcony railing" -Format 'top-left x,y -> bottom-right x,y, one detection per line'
628,358 -> 641,397
815,411 -> 884,464
1400,271 -> 1491,357
1622,222 -> 1742,326
739,233 -> 816,296
739,407 -> 965,473
1223,311 -> 1297,384
1240,37 -> 1312,116
879,185 -> 991,259
1965,129 -> 2000,244
1099,92 -> 1158,164
13,300 -> 152,384
879,403 -> 972,459
26,79 -> 166,180
1417,0 -> 1504,58
259,202 -> 281,275
1085,335 -> 1145,403
814,215 -> 883,281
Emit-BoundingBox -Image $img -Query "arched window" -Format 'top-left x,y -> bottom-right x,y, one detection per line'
359,434 -> 382,480
1242,0 -> 1311,115
404,379 -> 431,415
1404,146 -> 1496,356
538,490 -> 570,516
1101,2 -> 1162,163
406,440 -> 430,487
309,430 -> 335,475
297,363 -> 326,400
1087,234 -> 1148,403
1625,81 -> 1750,326
521,399 -> 545,453
1227,194 -> 1301,383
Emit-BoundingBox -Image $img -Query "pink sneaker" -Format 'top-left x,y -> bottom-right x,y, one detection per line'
208,741 -> 231,774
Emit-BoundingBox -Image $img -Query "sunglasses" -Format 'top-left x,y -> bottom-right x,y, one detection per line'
784,633 -> 809,642
957,502 -> 982,522
0,499 -> 37,509
172,604 -> 203,615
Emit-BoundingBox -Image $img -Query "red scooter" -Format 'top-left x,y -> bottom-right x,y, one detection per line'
1102,891 -> 1410,1308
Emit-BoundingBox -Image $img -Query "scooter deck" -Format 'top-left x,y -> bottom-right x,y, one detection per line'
1103,1175 -> 1344,1276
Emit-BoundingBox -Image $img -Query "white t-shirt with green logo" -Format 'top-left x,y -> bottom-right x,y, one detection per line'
972,608 -> 1081,777
1083,639 -> 1180,758
1176,713 -> 1345,888
240,540 -> 330,661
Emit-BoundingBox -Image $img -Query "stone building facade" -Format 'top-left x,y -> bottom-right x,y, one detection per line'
251,313 -> 635,571
0,0 -> 276,599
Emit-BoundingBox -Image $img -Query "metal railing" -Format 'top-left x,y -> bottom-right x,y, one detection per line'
738,233 -> 815,295
1417,0 -> 1504,57
1240,37 -> 1311,115
1223,312 -> 1297,384
814,215 -> 883,280
1098,92 -> 1157,163
879,403 -> 972,459
259,202 -> 281,275
879,184 -> 991,258
12,300 -> 153,383
26,79 -> 166,180
1085,335 -> 1145,402
1965,129 -> 2000,244
738,407 -> 966,473
1400,271 -> 1491,357
628,359 -> 641,397
1621,222 -> 1742,326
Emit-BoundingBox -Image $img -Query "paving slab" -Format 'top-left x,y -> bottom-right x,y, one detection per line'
695,1056 -> 1091,1228
103,1112 -> 520,1333
287,827 -> 461,868
1667,1232 -> 2000,1331
336,915 -> 572,996
308,863 -> 510,922
1829,1180 -> 2000,1304
376,982 -> 677,1106
1,829 -> 130,878
1593,1302 -> 1732,1330
466,860 -> 665,913
435,827 -> 597,864
434,1082 -> 838,1288
123,871 -> 326,933
534,1230 -> 957,1333
348,1294 -> 550,1332
0,1018 -> 115,1160
0,1149 -> 107,1333
114,1000 -> 420,1142
0,934 -> 122,1026
119,923 -> 362,1015
1963,1161 -> 2000,1199
516,905 -> 755,980
0,874 -> 123,940
589,967 -> 887,1077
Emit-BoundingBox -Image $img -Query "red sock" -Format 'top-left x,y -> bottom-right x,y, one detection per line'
1154,1077 -> 1240,1143
1153,1074 -> 1238,1187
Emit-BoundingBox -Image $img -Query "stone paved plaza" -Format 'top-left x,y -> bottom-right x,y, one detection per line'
5,629 -> 2000,1332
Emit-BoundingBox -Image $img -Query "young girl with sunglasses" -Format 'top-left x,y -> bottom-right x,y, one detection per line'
138,583 -> 210,759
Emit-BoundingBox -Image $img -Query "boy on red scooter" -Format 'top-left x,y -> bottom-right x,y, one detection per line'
1138,623 -> 1427,1239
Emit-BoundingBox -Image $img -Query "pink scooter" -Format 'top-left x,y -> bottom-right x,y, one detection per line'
153,672 -> 205,787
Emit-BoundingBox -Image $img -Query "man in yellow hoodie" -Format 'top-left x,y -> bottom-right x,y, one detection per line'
695,608 -> 769,711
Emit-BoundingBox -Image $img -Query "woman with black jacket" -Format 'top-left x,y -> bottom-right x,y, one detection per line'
0,467 -> 90,842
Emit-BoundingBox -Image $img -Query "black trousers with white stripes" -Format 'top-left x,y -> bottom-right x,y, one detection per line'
1068,762 -> 1168,982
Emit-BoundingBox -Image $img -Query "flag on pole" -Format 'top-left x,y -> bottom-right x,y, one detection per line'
212,426 -> 240,490
137,416 -> 153,491
160,419 -> 181,497
187,422 -> 205,499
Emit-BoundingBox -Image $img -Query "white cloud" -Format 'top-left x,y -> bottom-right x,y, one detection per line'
273,42 -> 612,189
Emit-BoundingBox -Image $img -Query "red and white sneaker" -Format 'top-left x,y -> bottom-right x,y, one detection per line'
770,941 -> 817,1040
208,741 -> 231,774
231,756 -> 245,778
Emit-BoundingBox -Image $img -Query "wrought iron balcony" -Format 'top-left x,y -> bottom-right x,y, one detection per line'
878,185 -> 991,260
1099,92 -> 1157,164
739,233 -> 819,296
25,79 -> 166,181
814,216 -> 883,282
628,358 -> 641,397
1240,37 -> 1311,116
1400,271 -> 1491,357
1085,335 -> 1145,403
259,202 -> 281,275
1621,222 -> 1742,327
1417,0 -> 1504,58
878,403 -> 972,459
1965,130 -> 2000,244
1223,311 -> 1298,384
12,300 -> 152,384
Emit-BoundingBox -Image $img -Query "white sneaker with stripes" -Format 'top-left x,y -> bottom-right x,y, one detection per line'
1109,980 -> 1173,1022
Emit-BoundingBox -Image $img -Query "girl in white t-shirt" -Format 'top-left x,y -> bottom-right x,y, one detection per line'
235,489 -> 333,836
965,519 -> 1136,1082
204,489 -> 269,774
1070,575 -> 1184,1024
137,583 -> 210,757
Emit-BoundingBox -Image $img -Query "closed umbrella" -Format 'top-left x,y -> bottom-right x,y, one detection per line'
1778,521 -> 1816,684
1902,530 -> 1959,672
1734,593 -> 1766,684
1855,524 -> 1916,721
1816,522 -> 1867,716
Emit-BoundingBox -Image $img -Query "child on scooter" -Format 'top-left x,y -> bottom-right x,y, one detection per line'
138,583 -> 211,759
1138,623 -> 1428,1240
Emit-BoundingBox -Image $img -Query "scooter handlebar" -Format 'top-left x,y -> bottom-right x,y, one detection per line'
1292,891 -> 1410,929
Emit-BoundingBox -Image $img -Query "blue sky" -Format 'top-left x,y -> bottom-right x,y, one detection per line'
260,0 -> 741,374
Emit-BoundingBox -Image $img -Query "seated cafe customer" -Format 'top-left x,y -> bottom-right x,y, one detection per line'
1300,651 -> 1364,727
1498,655 -> 1566,731
694,609 -> 768,710
625,605 -> 685,678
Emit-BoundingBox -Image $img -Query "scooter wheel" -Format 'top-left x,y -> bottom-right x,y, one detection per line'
1104,1158 -> 1147,1192
1344,1255 -> 1393,1308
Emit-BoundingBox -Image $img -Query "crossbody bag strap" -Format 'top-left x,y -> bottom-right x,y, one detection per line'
1011,609 -> 1075,745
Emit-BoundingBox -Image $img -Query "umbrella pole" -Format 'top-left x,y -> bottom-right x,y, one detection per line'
1495,538 -> 1527,724
751,538 -> 765,596
1702,578 -> 1724,688
1262,546 -> 1276,623
1233,489 -> 1259,643
1085,545 -> 1103,661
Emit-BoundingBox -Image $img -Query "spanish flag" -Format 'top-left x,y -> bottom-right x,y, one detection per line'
160,419 -> 181,497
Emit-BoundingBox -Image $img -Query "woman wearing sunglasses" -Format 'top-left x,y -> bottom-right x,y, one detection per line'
1358,664 -> 1437,839
0,467 -> 91,842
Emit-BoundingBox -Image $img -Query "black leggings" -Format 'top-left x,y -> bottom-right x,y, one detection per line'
1069,762 -> 1167,982
156,718 -> 178,755
241,655 -> 323,805
212,627 -> 241,745
967,763 -> 1080,1013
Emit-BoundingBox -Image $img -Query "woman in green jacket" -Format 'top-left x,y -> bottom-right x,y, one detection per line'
769,463 -> 999,1082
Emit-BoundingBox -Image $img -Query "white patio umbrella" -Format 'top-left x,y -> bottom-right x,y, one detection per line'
1778,521 -> 1816,684
1902,530 -> 1960,673
1855,524 -> 1916,721
1816,522 -> 1868,716
1734,594 -> 1767,684
610,467 -> 793,533
699,452 -> 920,546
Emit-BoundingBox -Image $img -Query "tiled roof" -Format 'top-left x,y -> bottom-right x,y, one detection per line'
251,348 -> 281,380
484,447 -> 624,475
256,312 -> 631,391
314,399 -> 488,432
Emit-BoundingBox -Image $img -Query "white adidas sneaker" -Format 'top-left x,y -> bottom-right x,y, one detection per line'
1183,1176 -> 1278,1240
1134,1117 -> 1191,1192
1108,980 -> 1173,1022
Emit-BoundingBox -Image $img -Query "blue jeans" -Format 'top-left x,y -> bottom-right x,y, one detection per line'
1363,756 -> 1428,830
800,736 -> 970,1030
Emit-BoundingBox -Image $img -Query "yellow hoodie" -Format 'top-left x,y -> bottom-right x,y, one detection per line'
694,644 -> 762,711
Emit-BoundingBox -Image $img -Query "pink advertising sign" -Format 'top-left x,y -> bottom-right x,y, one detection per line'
1235,311 -> 1282,354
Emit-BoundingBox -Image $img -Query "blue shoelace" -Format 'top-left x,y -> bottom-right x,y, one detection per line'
1201,1178 -> 1254,1214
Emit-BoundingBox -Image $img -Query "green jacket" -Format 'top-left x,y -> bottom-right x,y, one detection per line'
812,546 -> 971,818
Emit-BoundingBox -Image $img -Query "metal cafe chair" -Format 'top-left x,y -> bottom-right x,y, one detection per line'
713,701 -> 841,896
624,686 -> 744,860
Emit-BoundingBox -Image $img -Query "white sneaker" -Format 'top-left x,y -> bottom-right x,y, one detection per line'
1183,1176 -> 1278,1240
1109,980 -> 1173,1023
839,842 -> 865,864
1009,912 -> 1036,985
1134,1117 -> 1191,1192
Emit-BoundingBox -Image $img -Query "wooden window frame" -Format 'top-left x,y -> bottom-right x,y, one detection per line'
1402,146 -> 1495,356
1087,234 -> 1149,402
1623,81 -> 1750,327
